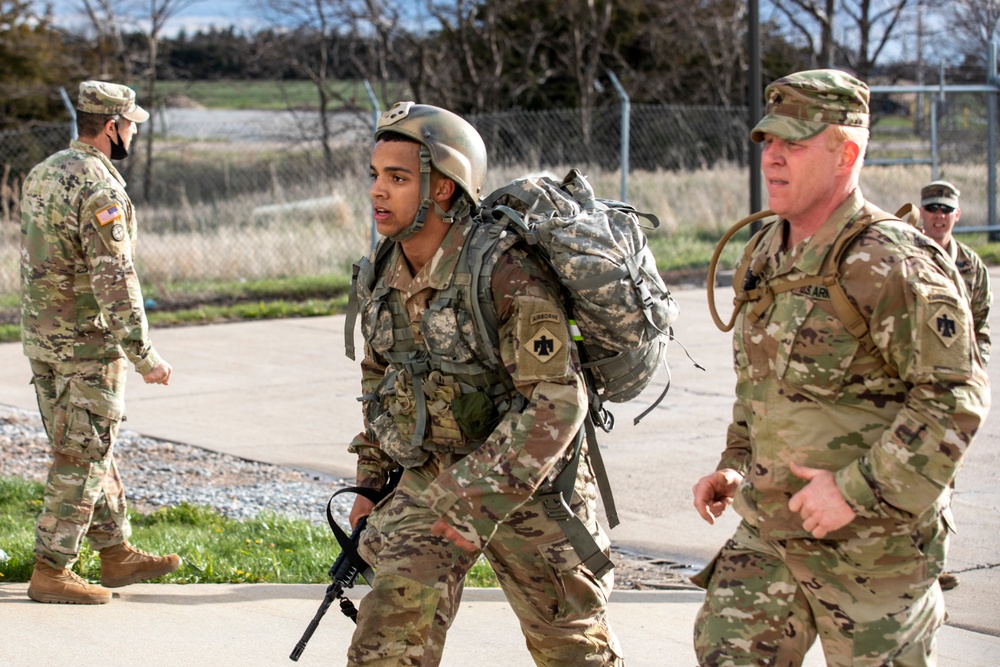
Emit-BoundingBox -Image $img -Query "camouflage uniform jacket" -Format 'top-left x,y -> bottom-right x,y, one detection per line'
720,189 -> 991,542
949,238 -> 992,365
349,217 -> 588,551
20,140 -> 161,375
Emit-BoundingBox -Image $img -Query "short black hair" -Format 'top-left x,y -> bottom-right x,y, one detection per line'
376,130 -> 417,145
77,111 -> 118,138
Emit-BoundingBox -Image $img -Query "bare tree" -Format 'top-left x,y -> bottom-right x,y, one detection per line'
137,0 -> 202,201
80,0 -> 201,198
78,0 -> 134,79
418,0 -> 561,113
771,0 -> 836,68
950,0 -> 1000,66
681,0 -> 749,107
769,0 -> 912,79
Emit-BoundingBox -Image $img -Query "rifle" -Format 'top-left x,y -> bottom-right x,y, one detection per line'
289,467 -> 401,662
289,516 -> 371,661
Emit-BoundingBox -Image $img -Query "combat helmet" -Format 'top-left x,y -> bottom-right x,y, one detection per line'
374,101 -> 487,241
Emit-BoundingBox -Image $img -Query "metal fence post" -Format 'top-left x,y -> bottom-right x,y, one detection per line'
989,42 -> 998,241
59,87 -> 77,141
606,71 -> 630,202
364,80 -> 381,251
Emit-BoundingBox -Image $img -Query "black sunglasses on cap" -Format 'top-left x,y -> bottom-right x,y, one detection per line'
923,203 -> 955,214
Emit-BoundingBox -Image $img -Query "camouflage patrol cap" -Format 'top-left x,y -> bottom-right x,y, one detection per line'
921,180 -> 960,208
77,81 -> 149,123
750,69 -> 869,143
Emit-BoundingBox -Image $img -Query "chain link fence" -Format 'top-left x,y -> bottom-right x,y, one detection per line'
0,93 -> 995,302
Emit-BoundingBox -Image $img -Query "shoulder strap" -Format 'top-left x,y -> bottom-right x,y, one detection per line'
345,239 -> 395,361
736,208 -> 901,379
536,424 -> 615,579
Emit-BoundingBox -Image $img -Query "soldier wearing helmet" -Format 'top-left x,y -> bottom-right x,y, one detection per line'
344,101 -> 624,665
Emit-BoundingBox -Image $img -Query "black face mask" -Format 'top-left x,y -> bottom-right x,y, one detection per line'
109,123 -> 129,160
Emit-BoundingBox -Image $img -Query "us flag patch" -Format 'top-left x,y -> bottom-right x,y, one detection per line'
96,204 -> 122,226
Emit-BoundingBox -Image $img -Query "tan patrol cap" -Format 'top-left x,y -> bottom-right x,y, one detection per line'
77,80 -> 149,123
920,180 -> 960,208
751,69 -> 870,143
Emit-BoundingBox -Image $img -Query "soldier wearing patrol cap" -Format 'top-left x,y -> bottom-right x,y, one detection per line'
918,180 -> 992,366
20,80 -> 180,605
912,179 -> 993,594
692,70 -> 990,666
342,102 -> 623,665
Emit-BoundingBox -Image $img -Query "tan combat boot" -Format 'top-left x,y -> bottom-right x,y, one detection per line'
99,542 -> 182,588
27,562 -> 112,604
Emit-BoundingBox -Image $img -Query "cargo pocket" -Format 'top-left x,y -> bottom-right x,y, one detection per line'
536,530 -> 611,621
52,380 -> 124,461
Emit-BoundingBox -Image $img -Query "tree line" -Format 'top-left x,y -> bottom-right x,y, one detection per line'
6,0 -> 1000,130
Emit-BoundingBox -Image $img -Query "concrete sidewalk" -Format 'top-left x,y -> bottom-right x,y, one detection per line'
2,282 -> 1000,665
3,583 -> 998,667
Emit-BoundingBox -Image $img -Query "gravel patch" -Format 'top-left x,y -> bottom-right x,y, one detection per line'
0,403 -> 696,590
0,404 -> 354,527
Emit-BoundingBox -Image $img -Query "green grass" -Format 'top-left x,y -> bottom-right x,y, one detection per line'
146,80 -> 409,111
0,475 -> 500,587
0,275 -> 355,343
4,229 -> 1000,344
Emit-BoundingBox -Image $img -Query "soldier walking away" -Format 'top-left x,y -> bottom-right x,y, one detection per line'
344,102 -> 623,665
691,70 -> 990,666
20,81 -> 181,605
916,179 -> 993,592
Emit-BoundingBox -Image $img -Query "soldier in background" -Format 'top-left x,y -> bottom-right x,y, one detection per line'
918,180 -> 992,366
917,180 -> 993,592
344,102 -> 622,665
20,81 -> 181,605
691,70 -> 990,666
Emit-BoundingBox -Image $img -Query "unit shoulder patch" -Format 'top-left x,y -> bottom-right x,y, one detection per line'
513,297 -> 571,382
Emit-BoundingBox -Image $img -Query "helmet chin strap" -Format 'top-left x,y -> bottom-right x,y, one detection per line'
388,146 -> 468,243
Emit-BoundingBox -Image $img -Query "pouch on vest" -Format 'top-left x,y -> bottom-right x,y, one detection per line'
452,390 -> 500,441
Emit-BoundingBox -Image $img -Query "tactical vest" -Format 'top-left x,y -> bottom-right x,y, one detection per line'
352,220 -> 524,467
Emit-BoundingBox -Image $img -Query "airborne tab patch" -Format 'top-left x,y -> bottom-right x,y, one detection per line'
530,311 -> 562,325
514,296 -> 572,382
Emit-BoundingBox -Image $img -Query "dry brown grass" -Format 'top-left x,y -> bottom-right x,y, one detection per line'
1,160 -> 991,297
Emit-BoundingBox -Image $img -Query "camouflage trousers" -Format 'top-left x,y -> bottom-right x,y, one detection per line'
29,358 -> 131,570
348,455 -> 624,666
692,520 -> 948,667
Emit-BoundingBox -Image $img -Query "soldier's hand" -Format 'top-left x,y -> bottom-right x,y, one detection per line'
788,462 -> 857,538
350,495 -> 375,530
692,468 -> 743,525
431,519 -> 478,554
143,361 -> 172,385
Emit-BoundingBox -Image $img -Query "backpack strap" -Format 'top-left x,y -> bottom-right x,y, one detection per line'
726,208 -> 901,379
536,424 -> 615,579
345,239 -> 395,361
